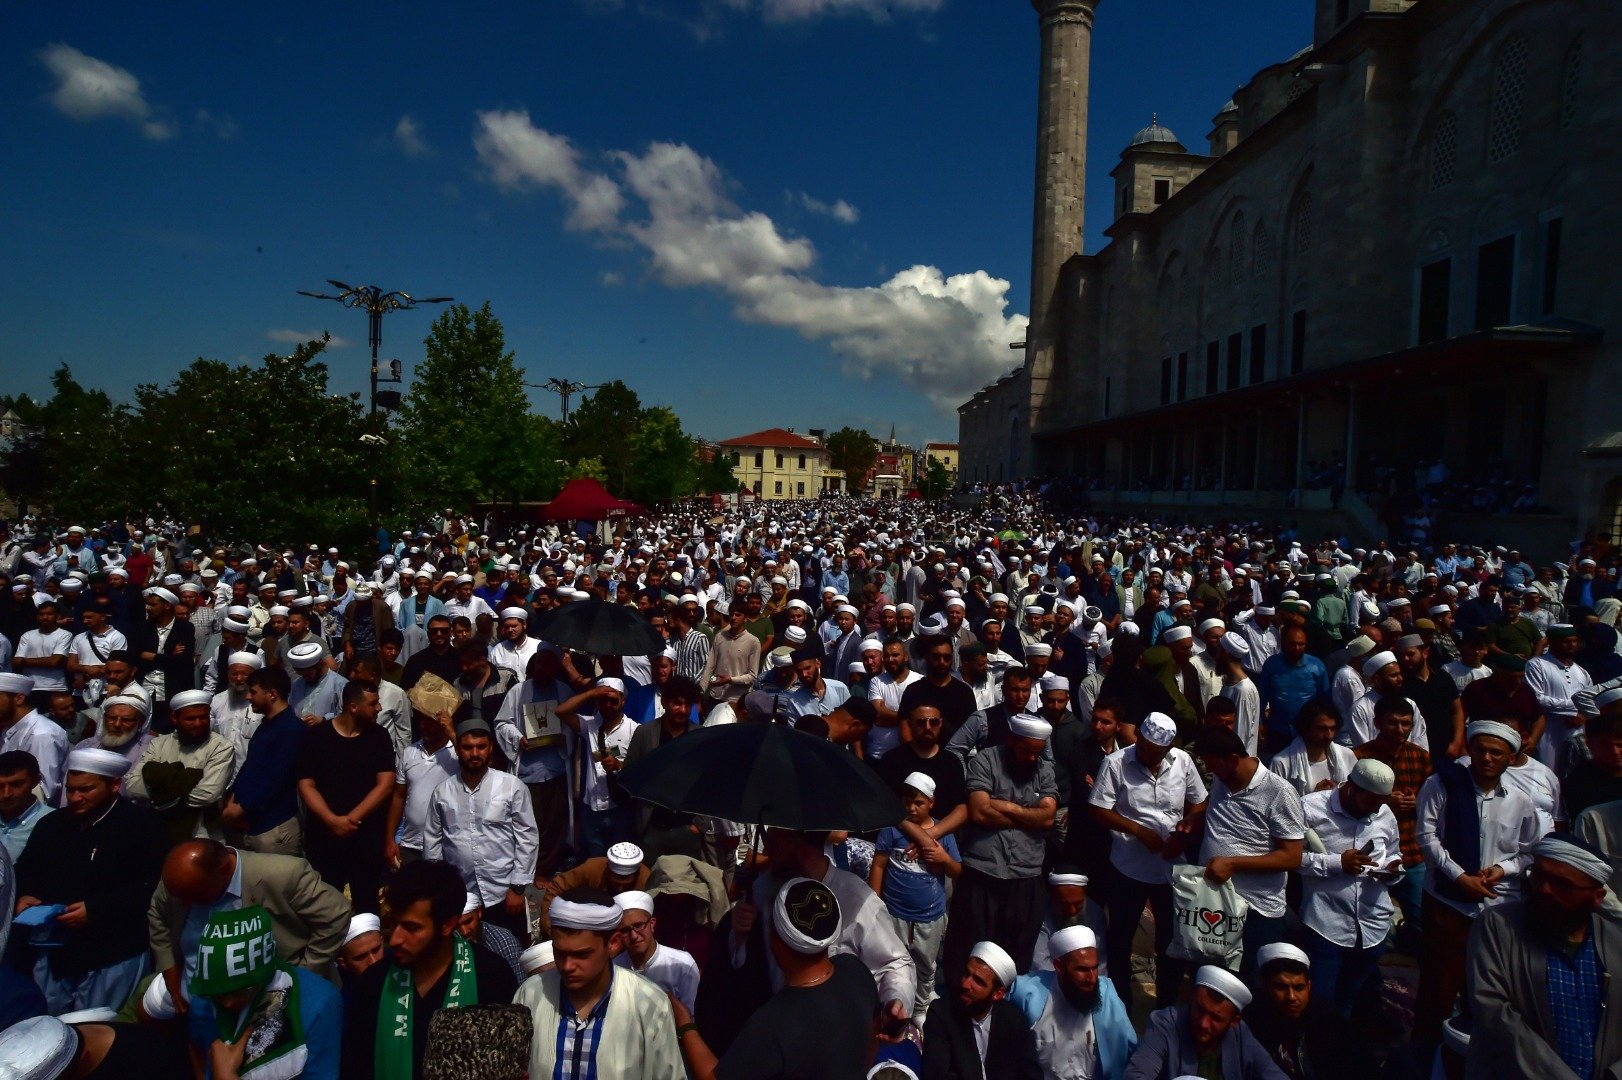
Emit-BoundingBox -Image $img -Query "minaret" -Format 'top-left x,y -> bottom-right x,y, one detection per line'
1026,0 -> 1097,461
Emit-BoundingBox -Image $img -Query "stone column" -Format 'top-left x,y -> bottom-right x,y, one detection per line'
1026,0 -> 1099,466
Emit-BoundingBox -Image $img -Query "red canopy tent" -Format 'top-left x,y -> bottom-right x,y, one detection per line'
540,477 -> 648,521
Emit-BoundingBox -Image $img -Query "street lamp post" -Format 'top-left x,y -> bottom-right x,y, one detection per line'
523,377 -> 606,422
298,280 -> 452,514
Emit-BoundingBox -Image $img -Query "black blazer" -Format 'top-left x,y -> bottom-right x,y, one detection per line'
132,616 -> 197,701
921,996 -> 1041,1080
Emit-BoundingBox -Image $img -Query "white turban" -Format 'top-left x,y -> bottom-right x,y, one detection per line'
521,942 -> 555,974
1465,720 -> 1521,754
1195,964 -> 1252,1009
772,877 -> 841,955
1038,673 -> 1070,695
344,914 -> 381,945
607,842 -> 644,875
228,651 -> 264,670
1008,712 -> 1052,740
969,941 -> 1016,987
500,607 -> 529,622
614,890 -> 655,915
1361,651 -> 1397,677
1531,835 -> 1612,884
1256,942 -> 1310,970
168,690 -> 212,711
1163,625 -> 1193,644
0,673 -> 33,695
1046,871 -> 1089,888
65,748 -> 131,779
1048,925 -> 1097,961
548,897 -> 624,933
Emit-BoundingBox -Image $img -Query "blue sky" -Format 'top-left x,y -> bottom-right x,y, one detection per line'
0,1 -> 1309,445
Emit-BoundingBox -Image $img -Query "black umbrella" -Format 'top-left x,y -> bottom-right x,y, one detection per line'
530,599 -> 664,656
615,721 -> 902,833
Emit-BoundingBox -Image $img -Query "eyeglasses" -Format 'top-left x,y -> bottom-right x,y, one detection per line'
624,918 -> 654,936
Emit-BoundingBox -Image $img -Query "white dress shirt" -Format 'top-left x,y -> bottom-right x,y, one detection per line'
1416,771 -> 1540,916
209,690 -> 259,780
393,740 -> 459,853
1,711 -> 69,803
424,767 -> 540,907
613,942 -> 701,1012
1297,788 -> 1400,948
1525,655 -> 1590,719
487,635 -> 540,680
1089,745 -> 1207,886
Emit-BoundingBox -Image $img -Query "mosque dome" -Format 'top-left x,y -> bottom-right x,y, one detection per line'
1128,114 -> 1185,151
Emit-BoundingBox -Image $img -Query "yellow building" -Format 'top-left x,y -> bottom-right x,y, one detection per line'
720,427 -> 845,500
925,442 -> 959,482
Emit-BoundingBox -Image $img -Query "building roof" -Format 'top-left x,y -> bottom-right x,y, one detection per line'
1128,115 -> 1185,151
925,442 -> 959,451
717,427 -> 825,450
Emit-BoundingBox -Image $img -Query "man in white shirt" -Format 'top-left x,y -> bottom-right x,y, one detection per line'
554,678 -> 638,858
866,639 -> 921,761
209,651 -> 262,782
487,607 -> 540,679
441,575 -> 495,632
1412,719 -> 1542,1043
1330,635 -> 1379,720
14,597 -> 73,697
383,706 -> 458,867
1342,651 -> 1428,751
612,889 -> 700,1012
1524,624 -> 1592,768
1192,725 -> 1306,982
66,600 -> 127,707
1296,759 -> 1401,1017
0,673 -> 69,803
424,716 -> 539,941
1087,712 -> 1206,1010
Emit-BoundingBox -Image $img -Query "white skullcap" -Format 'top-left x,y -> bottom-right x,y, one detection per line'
1429,604 -> 1452,617
614,890 -> 655,915
1195,965 -> 1252,1009
1350,758 -> 1395,795
345,913 -> 381,944
1139,712 -> 1177,747
1047,871 -> 1089,888
549,896 -> 623,933
1048,925 -> 1098,961
1117,622 -> 1140,636
1023,604 -> 1045,616
1038,673 -> 1070,694
848,661 -> 866,675
858,638 -> 884,654
1163,625 -> 1193,644
0,673 -> 33,695
607,842 -> 644,875
141,972 -> 179,1019
1219,635 -> 1250,659
146,587 -> 179,605
1531,835 -> 1612,884
103,693 -> 151,721
902,772 -> 936,799
786,599 -> 811,613
784,625 -> 808,645
1197,618 -> 1225,635
944,598 -> 966,611
228,651 -> 264,670
772,877 -> 842,955
178,582 -> 202,595
462,891 -> 483,916
1361,651 -> 1397,677
969,941 -> 1017,987
455,573 -> 474,585
1024,642 -> 1053,658
1465,720 -> 1521,753
836,604 -> 860,618
897,603 -> 916,613
989,593 -> 1009,605
500,607 -> 529,622
770,651 -> 794,669
1256,942 -> 1311,970
1008,712 -> 1052,740
268,605 -> 290,617
65,748 -> 131,779
169,689 -> 212,711
521,942 -> 555,974
287,642 -> 325,669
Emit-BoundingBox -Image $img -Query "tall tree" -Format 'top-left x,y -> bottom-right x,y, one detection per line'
917,456 -> 953,500
697,447 -> 740,495
825,426 -> 879,492
562,381 -> 642,495
395,302 -> 533,510
625,406 -> 696,506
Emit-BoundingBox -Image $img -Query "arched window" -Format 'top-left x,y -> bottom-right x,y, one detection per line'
1229,212 -> 1246,286
1488,33 -> 1530,162
1292,193 -> 1313,254
1560,35 -> 1584,130
1253,221 -> 1273,278
1429,112 -> 1459,190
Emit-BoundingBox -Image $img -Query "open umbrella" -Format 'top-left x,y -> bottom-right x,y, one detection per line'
614,722 -> 901,833
530,599 -> 664,656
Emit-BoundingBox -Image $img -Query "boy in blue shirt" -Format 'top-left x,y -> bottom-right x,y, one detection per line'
869,771 -> 961,1025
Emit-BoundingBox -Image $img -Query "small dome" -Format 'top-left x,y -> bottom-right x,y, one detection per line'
1128,114 -> 1185,150
1218,98 -> 1238,114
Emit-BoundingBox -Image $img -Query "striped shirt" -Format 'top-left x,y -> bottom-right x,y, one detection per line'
554,981 -> 614,1080
673,629 -> 710,683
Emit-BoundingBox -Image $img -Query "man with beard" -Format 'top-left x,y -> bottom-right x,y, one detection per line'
1465,834 -> 1622,1078
402,614 -> 461,690
1031,925 -> 1137,1080
1029,868 -> 1109,977
297,680 -> 396,913
196,609 -> 252,696
868,639 -> 923,761
1243,944 -> 1373,1080
901,636 -> 979,740
1124,965 -> 1287,1080
487,605 -> 540,680
949,667 -> 1037,762
286,640 -> 346,724
15,748 -> 168,1013
72,691 -> 154,767
0,672 -> 70,801
125,688 -> 236,842
920,941 -> 1040,1079
941,712 -> 1057,985
209,650 -> 263,779
133,586 -> 196,733
877,703 -> 969,839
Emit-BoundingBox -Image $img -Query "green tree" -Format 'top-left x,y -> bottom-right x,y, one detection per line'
566,455 -> 608,482
395,302 -> 534,510
697,447 -> 740,495
917,456 -> 953,500
0,366 -> 131,517
562,381 -> 642,494
625,406 -> 697,505
825,426 -> 878,492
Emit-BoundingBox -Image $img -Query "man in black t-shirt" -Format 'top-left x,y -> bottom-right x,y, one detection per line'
898,635 -> 978,740
877,703 -> 968,835
296,680 -> 397,913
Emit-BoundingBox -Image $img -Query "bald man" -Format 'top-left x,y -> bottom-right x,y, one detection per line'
147,839 -> 350,1010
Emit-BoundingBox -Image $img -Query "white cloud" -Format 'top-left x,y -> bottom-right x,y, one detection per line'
473,110 -> 625,231
195,109 -> 238,139
474,112 -> 1023,406
599,271 -> 625,287
266,329 -> 353,349
39,43 -> 174,140
394,114 -> 432,157
793,191 -> 860,224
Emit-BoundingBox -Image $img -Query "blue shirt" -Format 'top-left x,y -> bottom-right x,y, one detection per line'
0,802 -> 47,864
1258,654 -> 1329,735
191,966 -> 342,1080
1546,930 -> 1604,1080
232,708 -> 305,833
875,825 -> 958,922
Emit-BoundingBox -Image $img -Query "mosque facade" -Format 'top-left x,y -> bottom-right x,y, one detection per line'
958,0 -> 1622,550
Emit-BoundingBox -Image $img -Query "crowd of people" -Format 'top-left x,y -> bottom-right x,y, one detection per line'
0,495 -> 1617,1079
